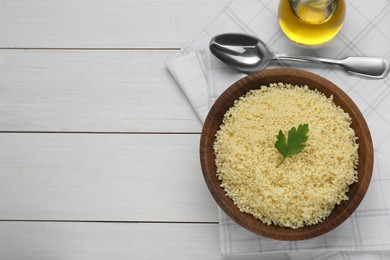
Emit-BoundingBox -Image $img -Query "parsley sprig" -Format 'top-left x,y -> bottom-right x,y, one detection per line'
275,124 -> 309,166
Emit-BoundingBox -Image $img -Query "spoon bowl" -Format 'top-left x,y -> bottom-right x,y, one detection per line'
209,33 -> 275,72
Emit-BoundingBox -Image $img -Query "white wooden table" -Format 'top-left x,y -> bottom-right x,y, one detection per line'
0,0 -> 293,259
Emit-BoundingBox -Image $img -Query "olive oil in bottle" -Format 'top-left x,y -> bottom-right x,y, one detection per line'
278,0 -> 345,45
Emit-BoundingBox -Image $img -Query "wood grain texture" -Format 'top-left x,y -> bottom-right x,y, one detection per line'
0,221 -> 289,260
200,68 -> 374,240
0,0 -> 231,48
0,50 -> 201,132
0,133 -> 217,222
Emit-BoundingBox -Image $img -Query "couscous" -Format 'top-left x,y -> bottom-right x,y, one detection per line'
213,83 -> 358,229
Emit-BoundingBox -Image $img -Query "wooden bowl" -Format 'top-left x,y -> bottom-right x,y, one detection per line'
200,68 -> 373,240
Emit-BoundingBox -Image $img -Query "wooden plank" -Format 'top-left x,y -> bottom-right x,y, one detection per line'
0,50 -> 202,132
0,221 -> 289,260
0,133 -> 217,222
0,0 -> 231,48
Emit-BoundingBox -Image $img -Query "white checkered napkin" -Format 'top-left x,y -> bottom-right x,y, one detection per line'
166,0 -> 390,258
288,251 -> 390,260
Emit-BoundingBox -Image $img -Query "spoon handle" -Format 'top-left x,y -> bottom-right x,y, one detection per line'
275,54 -> 389,79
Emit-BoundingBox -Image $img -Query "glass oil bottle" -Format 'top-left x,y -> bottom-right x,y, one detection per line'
279,0 -> 346,45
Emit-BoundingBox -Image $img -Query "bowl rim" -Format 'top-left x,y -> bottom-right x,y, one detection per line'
200,68 -> 374,240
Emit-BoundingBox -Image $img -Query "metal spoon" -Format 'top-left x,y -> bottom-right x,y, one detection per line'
209,33 -> 390,79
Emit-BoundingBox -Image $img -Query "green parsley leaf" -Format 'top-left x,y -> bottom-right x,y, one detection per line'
275,124 -> 309,166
